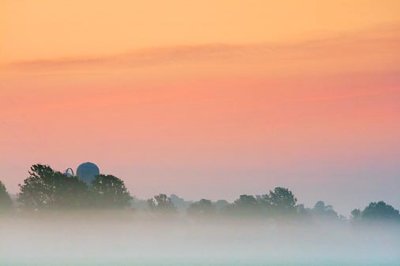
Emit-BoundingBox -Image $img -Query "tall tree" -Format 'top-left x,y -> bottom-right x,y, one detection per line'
0,180 -> 12,212
91,174 -> 132,208
264,187 -> 297,215
18,164 -> 89,209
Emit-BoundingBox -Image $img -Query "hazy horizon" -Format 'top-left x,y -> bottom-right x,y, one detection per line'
1,2 -> 399,264
3,160 -> 399,216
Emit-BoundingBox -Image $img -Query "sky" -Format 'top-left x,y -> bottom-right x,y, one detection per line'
1,0 -> 400,214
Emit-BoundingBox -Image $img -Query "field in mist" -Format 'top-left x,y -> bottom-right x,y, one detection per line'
1,212 -> 399,266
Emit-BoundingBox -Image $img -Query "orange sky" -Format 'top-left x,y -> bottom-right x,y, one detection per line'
1,0 -> 400,213
1,0 -> 400,63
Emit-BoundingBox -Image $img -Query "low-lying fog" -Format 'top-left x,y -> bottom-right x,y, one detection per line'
1,213 -> 399,266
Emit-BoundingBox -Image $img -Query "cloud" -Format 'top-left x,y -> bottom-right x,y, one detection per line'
2,24 -> 399,73
3,44 -> 260,70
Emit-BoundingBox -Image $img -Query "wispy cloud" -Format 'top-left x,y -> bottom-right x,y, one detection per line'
2,24 -> 400,73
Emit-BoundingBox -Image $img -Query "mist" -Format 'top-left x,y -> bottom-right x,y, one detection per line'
1,212 -> 399,266
1,164 -> 399,265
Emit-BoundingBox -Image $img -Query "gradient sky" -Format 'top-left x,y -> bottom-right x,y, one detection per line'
1,0 -> 400,214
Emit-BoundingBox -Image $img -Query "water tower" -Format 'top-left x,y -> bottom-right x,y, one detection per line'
76,162 -> 100,184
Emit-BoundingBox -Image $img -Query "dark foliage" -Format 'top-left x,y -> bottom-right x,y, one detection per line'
0,180 -> 12,212
18,164 -> 90,210
18,164 -> 134,210
12,164 -> 400,224
225,187 -> 298,217
361,201 -> 400,222
265,187 -> 297,215
91,174 -> 132,208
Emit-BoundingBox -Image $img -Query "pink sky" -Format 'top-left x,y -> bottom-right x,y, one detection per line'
1,1 -> 400,214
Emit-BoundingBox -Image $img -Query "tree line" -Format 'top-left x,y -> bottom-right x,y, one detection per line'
1,164 -> 132,211
1,164 -> 399,224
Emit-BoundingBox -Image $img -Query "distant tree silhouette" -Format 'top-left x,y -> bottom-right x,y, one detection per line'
169,194 -> 191,211
0,180 -> 12,212
14,164 -> 399,224
18,164 -> 89,209
187,199 -> 215,216
91,174 -> 132,208
147,194 -> 176,214
222,188 -> 299,217
351,208 -> 362,221
360,201 -> 400,222
234,195 -> 259,208
296,204 -> 311,218
312,201 -> 338,219
214,200 -> 229,211
223,194 -> 264,217
264,187 -> 297,215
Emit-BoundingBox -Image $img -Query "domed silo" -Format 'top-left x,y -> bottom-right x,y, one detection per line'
76,162 -> 100,184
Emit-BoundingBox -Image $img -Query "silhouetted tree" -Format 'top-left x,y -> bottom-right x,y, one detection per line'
360,201 -> 400,222
263,187 -> 297,215
350,208 -> 362,223
235,195 -> 259,208
312,201 -> 338,219
223,194 -> 263,216
0,180 -> 12,212
187,199 -> 215,216
18,164 -> 89,209
147,194 -> 176,214
91,174 -> 132,208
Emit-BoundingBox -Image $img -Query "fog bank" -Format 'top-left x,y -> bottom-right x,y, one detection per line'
1,213 -> 399,265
